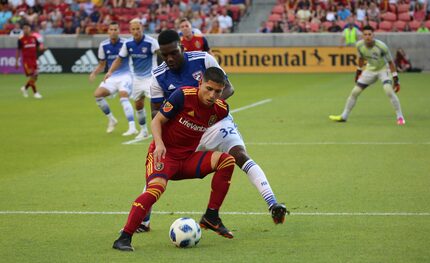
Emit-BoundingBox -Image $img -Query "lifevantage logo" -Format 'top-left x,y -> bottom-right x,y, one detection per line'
72,50 -> 98,73
37,50 -> 63,73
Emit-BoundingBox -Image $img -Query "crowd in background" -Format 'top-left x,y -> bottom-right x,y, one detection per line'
0,0 -> 251,36
259,0 -> 430,33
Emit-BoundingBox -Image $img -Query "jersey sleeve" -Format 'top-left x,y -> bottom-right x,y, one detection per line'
204,52 -> 229,83
150,74 -> 165,103
119,41 -> 128,58
159,88 -> 185,119
151,38 -> 160,54
98,43 -> 105,60
202,37 -> 210,52
380,42 -> 393,62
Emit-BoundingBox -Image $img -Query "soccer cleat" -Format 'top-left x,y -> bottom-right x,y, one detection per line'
122,128 -> 138,136
112,237 -> 134,252
34,92 -> 43,99
135,223 -> 150,233
135,128 -> 149,140
397,117 -> 405,125
270,203 -> 289,224
20,86 -> 29,98
329,115 -> 346,122
106,117 -> 118,133
199,215 -> 233,239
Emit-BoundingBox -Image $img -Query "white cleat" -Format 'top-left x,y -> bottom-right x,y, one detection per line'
122,128 -> 138,136
34,92 -> 43,99
21,87 -> 29,98
106,117 -> 118,133
135,128 -> 149,140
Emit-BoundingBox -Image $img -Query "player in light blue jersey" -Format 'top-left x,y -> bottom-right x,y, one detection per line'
105,19 -> 159,140
132,30 -> 288,233
90,22 -> 137,135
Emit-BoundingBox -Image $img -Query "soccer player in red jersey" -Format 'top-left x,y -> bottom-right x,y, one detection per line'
179,18 -> 212,54
15,23 -> 43,99
113,67 -> 236,252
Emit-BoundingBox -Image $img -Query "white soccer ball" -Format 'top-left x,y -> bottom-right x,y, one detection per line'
169,217 -> 201,248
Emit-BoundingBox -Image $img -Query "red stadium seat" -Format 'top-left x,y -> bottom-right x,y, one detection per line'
228,5 -> 241,21
425,20 -> 430,30
272,5 -> 284,15
309,22 -> 320,32
409,20 -> 421,30
268,13 -> 282,22
379,21 -> 392,31
397,4 -> 410,14
393,20 -> 406,31
381,12 -> 397,22
337,20 -> 346,29
287,13 -> 295,22
158,14 -> 169,21
398,12 -> 411,21
140,0 -> 152,7
322,21 -> 332,30
365,21 -> 378,29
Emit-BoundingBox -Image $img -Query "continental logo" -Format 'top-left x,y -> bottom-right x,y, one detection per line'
179,117 -> 207,132
212,47 -> 358,73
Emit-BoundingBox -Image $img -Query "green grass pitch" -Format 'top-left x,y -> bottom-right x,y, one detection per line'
1,73 -> 429,263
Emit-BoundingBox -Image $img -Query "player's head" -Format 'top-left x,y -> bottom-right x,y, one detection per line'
362,25 -> 374,44
179,18 -> 192,38
108,21 -> 119,40
158,29 -> 184,71
198,67 -> 226,107
129,18 -> 143,40
22,22 -> 31,35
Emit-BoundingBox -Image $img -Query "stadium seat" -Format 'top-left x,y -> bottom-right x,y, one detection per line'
397,4 -> 410,14
322,21 -> 332,30
140,0 -> 152,7
381,12 -> 397,22
393,20 -> 406,31
337,21 -> 346,29
272,5 -> 284,15
268,13 -> 282,22
309,22 -> 320,32
379,21 -> 392,31
398,12 -> 411,21
425,20 -> 430,30
287,13 -> 295,22
365,21 -> 378,29
409,20 -> 421,30
229,5 -> 241,22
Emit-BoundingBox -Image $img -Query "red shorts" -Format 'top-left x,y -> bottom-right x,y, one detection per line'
145,149 -> 215,183
23,60 -> 38,77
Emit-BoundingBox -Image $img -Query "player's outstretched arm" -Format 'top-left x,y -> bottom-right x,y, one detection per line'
104,57 -> 122,81
151,102 -> 162,119
221,79 -> 234,100
90,60 -> 106,82
151,112 -> 169,163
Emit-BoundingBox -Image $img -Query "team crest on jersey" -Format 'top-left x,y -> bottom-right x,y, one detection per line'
163,102 -> 173,112
154,162 -> 164,171
141,47 -> 148,53
192,71 -> 203,81
194,41 -> 201,49
208,115 -> 217,127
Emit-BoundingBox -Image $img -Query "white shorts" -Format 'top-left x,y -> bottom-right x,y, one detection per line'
357,68 -> 392,88
99,74 -> 132,95
196,114 -> 245,153
132,76 -> 151,101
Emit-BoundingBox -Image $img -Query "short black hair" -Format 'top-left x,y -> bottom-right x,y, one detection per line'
22,22 -> 31,28
362,25 -> 374,32
203,67 -> 226,86
109,21 -> 119,26
158,29 -> 180,45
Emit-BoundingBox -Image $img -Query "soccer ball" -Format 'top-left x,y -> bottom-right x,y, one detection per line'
169,217 -> 201,248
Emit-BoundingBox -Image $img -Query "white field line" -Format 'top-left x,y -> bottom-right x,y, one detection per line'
1,211 -> 429,216
122,99 -> 272,145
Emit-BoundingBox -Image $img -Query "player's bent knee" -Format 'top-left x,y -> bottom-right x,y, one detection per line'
212,152 -> 235,171
147,177 -> 167,188
228,145 -> 250,167
94,88 -> 110,98
119,91 -> 129,98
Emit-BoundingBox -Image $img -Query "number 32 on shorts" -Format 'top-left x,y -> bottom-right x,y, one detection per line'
219,127 -> 237,138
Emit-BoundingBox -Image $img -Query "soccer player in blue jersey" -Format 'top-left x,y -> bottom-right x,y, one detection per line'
135,30 -> 288,233
105,19 -> 159,140
90,22 -> 136,135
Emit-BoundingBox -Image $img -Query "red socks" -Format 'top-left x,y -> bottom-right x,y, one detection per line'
208,153 -> 235,210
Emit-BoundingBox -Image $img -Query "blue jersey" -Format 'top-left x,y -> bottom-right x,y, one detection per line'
119,35 -> 159,78
98,37 -> 130,77
150,51 -> 225,103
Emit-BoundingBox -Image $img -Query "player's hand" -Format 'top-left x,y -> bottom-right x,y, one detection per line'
393,76 -> 400,93
153,144 -> 166,164
103,72 -> 112,82
89,72 -> 96,82
355,69 -> 362,82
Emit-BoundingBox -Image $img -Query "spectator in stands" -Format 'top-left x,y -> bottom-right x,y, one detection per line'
230,0 -> 249,17
326,5 -> 337,22
10,10 -> 24,24
426,0 -> 430,19
189,0 -> 201,12
295,0 -> 312,10
190,11 -> 203,30
337,4 -> 351,21
208,19 -> 222,33
356,2 -> 367,22
395,48 -> 412,72
112,0 -> 123,8
32,0 -> 43,15
23,7 -> 38,26
63,17 -> 78,34
296,5 -> 312,23
9,22 -> 23,36
341,18 -> 361,46
45,18 -> 63,34
0,4 -> 12,29
156,20 -> 169,33
367,2 -> 380,23
403,22 -> 411,32
272,20 -> 284,33
200,0 -> 211,14
81,0 -> 94,16
417,21 -> 429,32
218,8 -> 233,33
125,0 -> 136,9
311,3 -> 326,24
257,21 -> 270,33
328,20 -> 342,32
413,3 -> 426,21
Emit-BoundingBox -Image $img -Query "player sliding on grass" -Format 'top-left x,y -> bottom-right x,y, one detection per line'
105,19 -> 159,140
135,30 -> 288,233
90,22 -> 137,135
329,25 -> 405,125
113,68 -> 235,251
16,23 -> 43,99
